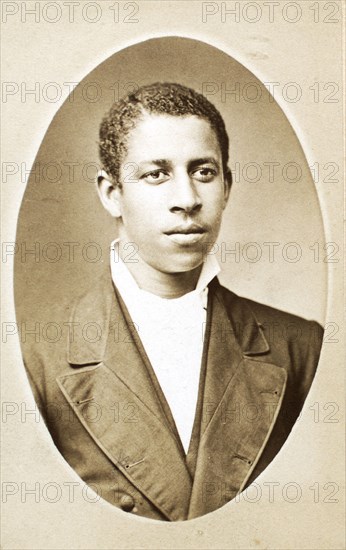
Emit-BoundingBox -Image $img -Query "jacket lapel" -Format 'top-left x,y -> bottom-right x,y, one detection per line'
188,282 -> 287,519
60,275 -> 288,520
60,275 -> 192,521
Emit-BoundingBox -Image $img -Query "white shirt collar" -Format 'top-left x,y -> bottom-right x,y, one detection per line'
110,239 -> 220,309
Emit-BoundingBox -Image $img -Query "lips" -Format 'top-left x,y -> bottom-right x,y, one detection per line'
164,224 -> 207,246
164,224 -> 206,235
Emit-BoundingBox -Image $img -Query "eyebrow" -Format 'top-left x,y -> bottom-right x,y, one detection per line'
143,159 -> 171,169
139,157 -> 220,170
188,157 -> 220,170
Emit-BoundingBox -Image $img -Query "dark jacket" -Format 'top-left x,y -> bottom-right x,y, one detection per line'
23,275 -> 323,521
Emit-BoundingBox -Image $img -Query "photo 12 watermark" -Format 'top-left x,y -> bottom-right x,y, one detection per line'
1,1 -> 140,24
201,1 -> 341,24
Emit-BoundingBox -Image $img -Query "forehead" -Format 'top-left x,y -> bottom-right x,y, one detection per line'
123,113 -> 221,163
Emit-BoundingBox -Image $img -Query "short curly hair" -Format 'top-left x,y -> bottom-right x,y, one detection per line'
99,82 -> 230,186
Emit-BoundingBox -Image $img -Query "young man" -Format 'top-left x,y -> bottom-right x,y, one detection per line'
24,83 -> 323,521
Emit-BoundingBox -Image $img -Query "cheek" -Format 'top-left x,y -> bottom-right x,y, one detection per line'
205,189 -> 227,214
120,196 -> 157,235
119,191 -> 142,217
122,190 -> 164,218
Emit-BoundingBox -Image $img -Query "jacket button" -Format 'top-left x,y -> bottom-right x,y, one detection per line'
120,494 -> 135,512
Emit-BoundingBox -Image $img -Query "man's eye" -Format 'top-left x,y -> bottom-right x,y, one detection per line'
192,167 -> 217,182
142,170 -> 169,184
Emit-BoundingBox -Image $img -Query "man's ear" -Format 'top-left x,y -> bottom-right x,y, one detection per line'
223,167 -> 232,206
96,170 -> 122,218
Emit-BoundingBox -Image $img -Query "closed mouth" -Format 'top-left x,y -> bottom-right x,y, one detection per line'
164,225 -> 206,235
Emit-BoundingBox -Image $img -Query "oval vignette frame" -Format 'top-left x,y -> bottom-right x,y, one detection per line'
14,36 -> 326,521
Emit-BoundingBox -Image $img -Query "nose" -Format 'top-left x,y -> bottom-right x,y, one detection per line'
169,170 -> 202,214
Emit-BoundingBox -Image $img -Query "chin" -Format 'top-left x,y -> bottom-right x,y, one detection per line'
159,254 -> 205,274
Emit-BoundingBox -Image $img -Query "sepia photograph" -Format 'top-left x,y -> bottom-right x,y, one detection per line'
2,2 -> 344,549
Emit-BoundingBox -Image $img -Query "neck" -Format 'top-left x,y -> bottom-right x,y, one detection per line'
118,247 -> 202,299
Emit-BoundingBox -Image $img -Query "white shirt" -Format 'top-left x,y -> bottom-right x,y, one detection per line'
110,240 -> 220,453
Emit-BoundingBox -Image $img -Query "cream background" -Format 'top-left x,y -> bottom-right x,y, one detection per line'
1,1 -> 344,549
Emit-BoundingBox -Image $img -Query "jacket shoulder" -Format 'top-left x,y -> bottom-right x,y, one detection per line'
215,282 -> 324,377
217,282 -> 323,336
215,282 -> 324,412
